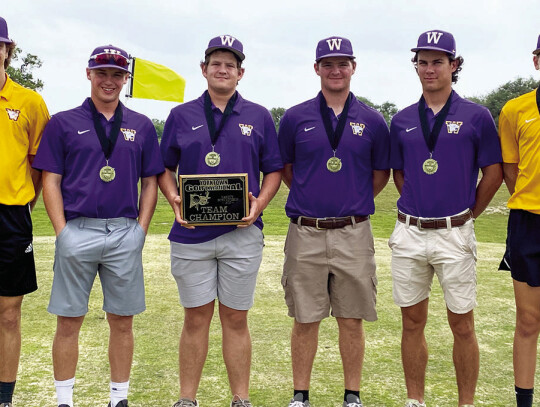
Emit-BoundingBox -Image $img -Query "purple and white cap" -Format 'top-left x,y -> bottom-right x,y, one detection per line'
533,35 -> 540,55
88,45 -> 131,73
316,36 -> 355,61
0,16 -> 13,44
205,35 -> 245,61
411,30 -> 456,57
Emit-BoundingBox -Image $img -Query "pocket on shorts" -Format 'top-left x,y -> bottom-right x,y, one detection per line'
453,221 -> 477,258
55,222 -> 70,246
134,222 -> 146,247
388,220 -> 403,249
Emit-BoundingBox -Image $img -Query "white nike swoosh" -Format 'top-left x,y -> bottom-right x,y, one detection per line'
192,125 -> 204,130
406,127 -> 417,133
525,118 -> 537,123
304,127 -> 315,132
78,130 -> 90,135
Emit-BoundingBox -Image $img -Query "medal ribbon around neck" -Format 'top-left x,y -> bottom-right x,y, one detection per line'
319,92 -> 352,172
203,91 -> 238,166
418,91 -> 453,174
88,99 -> 123,182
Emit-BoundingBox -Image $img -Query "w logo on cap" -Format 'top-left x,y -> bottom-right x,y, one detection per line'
220,35 -> 236,46
326,38 -> 343,51
426,32 -> 443,44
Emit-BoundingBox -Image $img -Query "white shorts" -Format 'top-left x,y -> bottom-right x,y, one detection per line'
388,218 -> 477,314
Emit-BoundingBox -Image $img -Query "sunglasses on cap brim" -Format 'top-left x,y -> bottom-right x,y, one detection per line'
90,52 -> 130,68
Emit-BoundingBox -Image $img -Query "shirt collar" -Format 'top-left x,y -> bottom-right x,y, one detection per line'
0,74 -> 14,101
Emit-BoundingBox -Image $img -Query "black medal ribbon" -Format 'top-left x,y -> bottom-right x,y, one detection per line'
536,84 -> 540,116
88,98 -> 123,160
203,91 -> 238,146
319,92 -> 352,152
418,91 -> 453,154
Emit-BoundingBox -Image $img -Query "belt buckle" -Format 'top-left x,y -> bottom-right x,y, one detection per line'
416,217 -> 424,230
315,217 -> 327,230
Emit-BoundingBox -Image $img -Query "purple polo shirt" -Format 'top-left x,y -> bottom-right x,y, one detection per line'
33,98 -> 164,220
278,92 -> 390,218
389,91 -> 502,217
160,91 -> 283,244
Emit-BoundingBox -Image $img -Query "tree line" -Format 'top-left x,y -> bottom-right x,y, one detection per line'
9,47 -> 539,139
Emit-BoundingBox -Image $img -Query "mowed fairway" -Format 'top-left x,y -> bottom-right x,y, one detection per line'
15,183 -> 526,406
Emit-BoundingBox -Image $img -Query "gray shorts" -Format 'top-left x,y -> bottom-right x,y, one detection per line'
48,217 -> 146,317
170,226 -> 264,310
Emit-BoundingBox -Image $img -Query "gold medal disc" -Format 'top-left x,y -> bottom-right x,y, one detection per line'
205,151 -> 221,167
422,158 -> 438,175
326,156 -> 342,173
99,165 -> 116,182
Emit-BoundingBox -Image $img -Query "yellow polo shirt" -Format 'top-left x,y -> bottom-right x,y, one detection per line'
499,89 -> 540,214
0,74 -> 50,205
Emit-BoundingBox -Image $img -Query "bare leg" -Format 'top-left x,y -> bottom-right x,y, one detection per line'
0,296 -> 23,383
52,316 -> 85,380
219,303 -> 252,400
337,317 -> 364,390
513,280 -> 540,389
107,313 -> 134,382
447,309 -> 478,406
401,299 -> 429,403
179,301 -> 214,400
291,320 -> 321,390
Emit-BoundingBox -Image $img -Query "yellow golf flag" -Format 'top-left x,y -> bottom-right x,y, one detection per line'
129,57 -> 185,103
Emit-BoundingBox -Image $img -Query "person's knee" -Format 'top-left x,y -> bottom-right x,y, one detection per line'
401,307 -> 428,333
220,307 -> 248,331
107,314 -> 134,335
449,313 -> 476,341
516,308 -> 540,339
55,316 -> 84,338
0,306 -> 21,331
183,304 -> 214,333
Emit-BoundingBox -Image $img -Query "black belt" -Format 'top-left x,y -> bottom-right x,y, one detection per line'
397,210 -> 473,229
290,215 -> 368,229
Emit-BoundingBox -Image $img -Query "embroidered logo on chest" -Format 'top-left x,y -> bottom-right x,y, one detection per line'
239,124 -> 253,136
121,128 -> 136,141
350,122 -> 365,136
6,108 -> 21,121
445,121 -> 463,134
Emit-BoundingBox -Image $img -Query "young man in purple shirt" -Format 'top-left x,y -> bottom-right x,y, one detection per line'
388,30 -> 502,407
33,45 -> 163,407
158,35 -> 282,407
278,37 -> 390,407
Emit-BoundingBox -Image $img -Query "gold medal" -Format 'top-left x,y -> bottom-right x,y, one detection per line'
99,165 -> 116,182
205,151 -> 220,167
422,158 -> 438,175
327,156 -> 342,173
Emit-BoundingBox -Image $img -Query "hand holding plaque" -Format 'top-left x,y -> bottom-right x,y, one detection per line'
179,174 -> 249,226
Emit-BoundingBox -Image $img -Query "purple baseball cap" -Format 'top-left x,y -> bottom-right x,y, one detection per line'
316,36 -> 355,61
411,30 -> 456,57
0,16 -> 13,44
533,35 -> 540,55
88,45 -> 130,73
205,35 -> 245,61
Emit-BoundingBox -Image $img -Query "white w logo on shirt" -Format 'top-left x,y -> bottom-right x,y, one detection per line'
326,38 -> 342,51
426,32 -> 443,44
220,35 -> 236,46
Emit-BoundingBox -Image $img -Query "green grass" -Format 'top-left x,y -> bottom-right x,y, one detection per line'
21,180 -> 518,406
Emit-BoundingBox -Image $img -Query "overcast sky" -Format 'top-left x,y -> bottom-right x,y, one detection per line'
4,0 -> 540,120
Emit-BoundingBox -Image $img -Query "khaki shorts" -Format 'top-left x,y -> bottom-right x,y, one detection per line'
389,218 -> 477,314
282,220 -> 377,323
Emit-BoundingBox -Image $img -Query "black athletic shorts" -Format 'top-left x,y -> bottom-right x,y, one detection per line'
0,203 -> 37,296
500,209 -> 540,287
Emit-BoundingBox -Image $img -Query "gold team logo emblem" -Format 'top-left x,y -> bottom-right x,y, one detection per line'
239,124 -> 253,136
350,122 -> 365,136
6,108 -> 21,121
445,121 -> 463,134
121,128 -> 136,141
190,191 -> 211,210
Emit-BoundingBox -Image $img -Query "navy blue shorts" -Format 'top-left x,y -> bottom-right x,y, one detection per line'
0,203 -> 37,296
501,209 -> 540,286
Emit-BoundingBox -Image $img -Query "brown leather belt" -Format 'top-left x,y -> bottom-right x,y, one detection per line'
397,210 -> 473,229
290,215 -> 368,229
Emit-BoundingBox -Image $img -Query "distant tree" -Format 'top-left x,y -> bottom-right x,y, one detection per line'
356,96 -> 398,127
270,107 -> 286,131
468,77 -> 539,126
152,119 -> 165,141
6,47 -> 44,91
